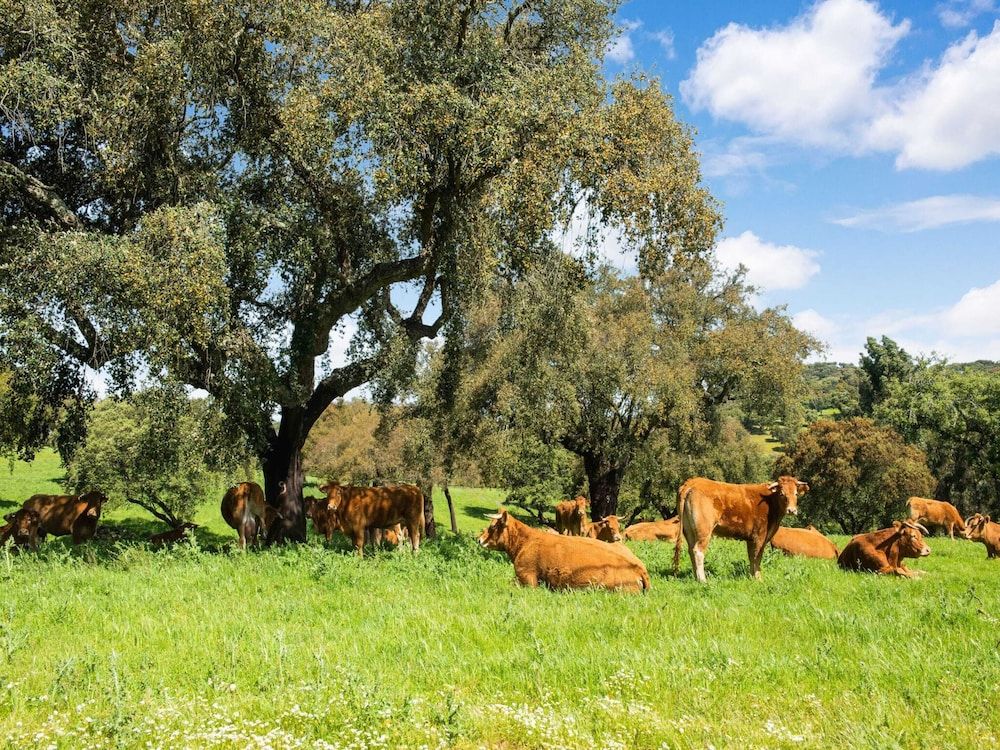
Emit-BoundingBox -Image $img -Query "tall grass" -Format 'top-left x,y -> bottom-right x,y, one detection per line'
1,452 -> 998,749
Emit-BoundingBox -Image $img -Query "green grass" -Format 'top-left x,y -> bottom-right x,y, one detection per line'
2,452 -> 999,748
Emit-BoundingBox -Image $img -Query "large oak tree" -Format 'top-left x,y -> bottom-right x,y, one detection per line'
1,1 -> 718,540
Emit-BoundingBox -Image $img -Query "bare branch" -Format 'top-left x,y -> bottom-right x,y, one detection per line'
0,160 -> 82,229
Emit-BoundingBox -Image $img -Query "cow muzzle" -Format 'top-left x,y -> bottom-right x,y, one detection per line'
920,546 -> 931,556
786,507 -> 799,516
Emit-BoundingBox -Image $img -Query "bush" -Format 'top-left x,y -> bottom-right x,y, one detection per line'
66,384 -> 249,527
776,418 -> 935,533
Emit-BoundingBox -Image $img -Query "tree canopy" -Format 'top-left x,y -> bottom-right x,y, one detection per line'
1,0 -> 723,540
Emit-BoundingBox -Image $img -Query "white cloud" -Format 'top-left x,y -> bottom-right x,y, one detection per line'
715,231 -> 821,291
937,0 -> 997,28
684,1 -> 1000,171
681,0 -> 908,149
794,309 -> 840,341
867,23 -> 1000,169
700,137 -> 770,179
651,29 -> 676,59
834,194 -> 1000,231
940,278 -> 1000,335
606,20 -> 641,65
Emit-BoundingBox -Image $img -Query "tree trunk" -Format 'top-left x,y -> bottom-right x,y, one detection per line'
583,454 -> 625,521
262,426 -> 307,544
420,479 -> 437,540
444,484 -> 459,534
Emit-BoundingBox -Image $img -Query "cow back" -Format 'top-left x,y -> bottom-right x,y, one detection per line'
335,484 -> 423,535
22,494 -> 94,537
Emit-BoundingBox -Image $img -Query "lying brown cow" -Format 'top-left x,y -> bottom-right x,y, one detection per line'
324,483 -> 424,556
624,517 -> 680,543
907,497 -> 967,539
673,476 -> 808,582
965,514 -> 1000,559
770,525 -> 838,560
554,496 -> 588,536
1,508 -> 42,552
838,520 -> 931,577
21,490 -> 106,544
583,515 -> 622,542
149,522 -> 198,548
221,482 -> 279,549
479,508 -> 650,592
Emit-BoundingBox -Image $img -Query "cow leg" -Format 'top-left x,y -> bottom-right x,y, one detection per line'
686,527 -> 711,583
747,538 -> 767,580
352,530 -> 366,557
407,520 -> 421,553
514,568 -> 539,587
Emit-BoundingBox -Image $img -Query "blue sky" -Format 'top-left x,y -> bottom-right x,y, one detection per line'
600,0 -> 1000,362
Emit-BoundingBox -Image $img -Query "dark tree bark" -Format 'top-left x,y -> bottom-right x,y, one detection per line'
263,410 -> 308,543
420,479 -> 437,539
582,453 -> 625,521
444,483 -> 459,534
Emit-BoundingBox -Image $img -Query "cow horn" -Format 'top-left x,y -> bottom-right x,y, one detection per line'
767,481 -> 779,492
485,513 -> 503,520
915,522 -> 929,535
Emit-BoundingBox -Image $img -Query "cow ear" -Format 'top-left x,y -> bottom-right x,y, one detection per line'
796,482 -> 810,494
767,482 -> 779,492
3,512 -> 14,522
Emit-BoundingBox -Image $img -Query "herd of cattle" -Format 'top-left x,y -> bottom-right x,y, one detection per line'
2,476 -> 998,592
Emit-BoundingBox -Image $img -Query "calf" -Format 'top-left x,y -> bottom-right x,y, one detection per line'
583,515 -> 622,542
1,509 -> 41,552
325,483 -> 424,556
907,497 -> 967,539
673,476 -> 809,582
21,491 -> 106,544
221,482 -> 279,549
838,520 -> 931,577
965,514 -> 1000,559
306,492 -> 338,542
770,525 -> 838,560
624,517 -> 680,543
478,508 -> 650,592
554,496 -> 588,536
149,522 -> 198,548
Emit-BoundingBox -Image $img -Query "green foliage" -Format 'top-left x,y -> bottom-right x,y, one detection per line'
876,364 -> 1000,516
64,385 -> 249,527
802,362 -> 862,419
859,336 -> 914,415
777,418 -> 935,533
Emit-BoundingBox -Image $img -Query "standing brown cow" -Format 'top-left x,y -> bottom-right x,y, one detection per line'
624,517 -> 680,543
324,483 -> 424,556
21,491 -> 106,544
1,508 -> 42,552
554,496 -> 589,536
770,525 -> 838,560
838,520 -> 931,577
478,508 -> 650,592
306,491 -> 338,542
221,482 -> 279,549
907,497 -> 968,539
965,514 -> 1000,559
673,476 -> 809,582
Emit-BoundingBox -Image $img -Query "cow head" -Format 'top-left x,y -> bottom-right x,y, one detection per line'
573,496 -> 588,521
262,505 -> 284,532
323,485 -> 346,531
893,520 -> 931,558
588,515 -> 623,542
965,513 -> 990,540
478,509 -> 511,550
80,490 -> 108,509
767,476 -> 809,516
5,509 -> 40,548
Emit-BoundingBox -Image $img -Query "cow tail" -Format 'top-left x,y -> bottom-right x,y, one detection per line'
673,484 -> 688,575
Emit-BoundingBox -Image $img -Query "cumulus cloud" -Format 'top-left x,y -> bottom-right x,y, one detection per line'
794,309 -> 841,341
867,23 -> 1000,169
833,194 -> 1000,231
940,278 -> 1000,336
937,0 -> 997,28
681,0 -> 908,149
684,1 -> 1000,171
700,137 -> 771,179
606,20 -> 640,65
715,231 -> 821,291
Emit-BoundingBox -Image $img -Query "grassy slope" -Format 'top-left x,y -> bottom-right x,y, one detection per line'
2,452 -> 999,749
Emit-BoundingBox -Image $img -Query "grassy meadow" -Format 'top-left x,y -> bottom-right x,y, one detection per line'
2,452 -> 999,749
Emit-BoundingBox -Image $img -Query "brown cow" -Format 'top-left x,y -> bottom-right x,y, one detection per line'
770,525 -> 838,560
1,508 -> 41,552
21,491 -> 106,544
583,515 -> 623,542
838,520 -> 931,577
554,496 -> 588,536
907,497 -> 968,539
368,523 -> 407,546
624,517 -> 680,543
324,483 -> 424,556
478,508 -> 650,592
306,493 -> 338,542
149,522 -> 198,548
221,482 -> 279,549
673,476 -> 809,582
965,514 -> 1000,559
